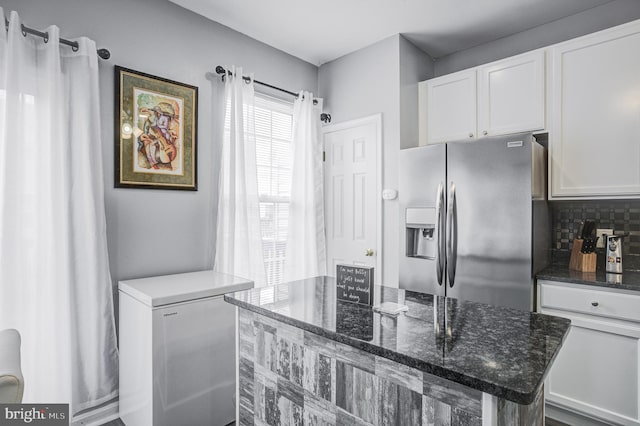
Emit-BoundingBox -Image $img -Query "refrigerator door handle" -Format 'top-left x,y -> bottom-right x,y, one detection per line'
446,182 -> 457,288
436,182 -> 445,286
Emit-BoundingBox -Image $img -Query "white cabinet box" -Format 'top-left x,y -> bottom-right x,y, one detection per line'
538,280 -> 640,426
549,20 -> 640,198
419,50 -> 545,145
119,270 -> 253,426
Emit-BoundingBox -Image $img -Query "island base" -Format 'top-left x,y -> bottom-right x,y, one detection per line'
236,309 -> 544,426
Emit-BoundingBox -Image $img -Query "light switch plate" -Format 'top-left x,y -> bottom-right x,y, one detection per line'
596,228 -> 614,248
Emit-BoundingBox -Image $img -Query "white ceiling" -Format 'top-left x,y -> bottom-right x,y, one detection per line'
170,0 -> 614,66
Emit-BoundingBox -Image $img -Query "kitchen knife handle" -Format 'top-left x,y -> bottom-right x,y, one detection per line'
447,182 -> 457,288
436,182 -> 445,286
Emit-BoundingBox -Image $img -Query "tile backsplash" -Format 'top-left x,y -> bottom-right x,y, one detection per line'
551,200 -> 640,257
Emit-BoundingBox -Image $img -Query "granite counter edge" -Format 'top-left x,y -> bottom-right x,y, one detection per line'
536,271 -> 640,292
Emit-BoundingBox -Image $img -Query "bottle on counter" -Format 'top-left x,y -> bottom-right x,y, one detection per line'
606,235 -> 623,274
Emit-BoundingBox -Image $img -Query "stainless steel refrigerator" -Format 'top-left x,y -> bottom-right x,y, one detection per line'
399,133 -> 550,311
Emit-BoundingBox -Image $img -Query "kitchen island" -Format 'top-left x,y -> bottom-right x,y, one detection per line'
225,276 -> 570,426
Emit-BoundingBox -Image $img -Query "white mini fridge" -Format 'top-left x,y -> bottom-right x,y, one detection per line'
118,270 -> 253,426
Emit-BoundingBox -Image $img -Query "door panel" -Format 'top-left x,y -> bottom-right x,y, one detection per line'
446,134 -> 533,310
324,119 -> 378,280
399,144 -> 446,297
152,296 -> 236,426
426,70 -> 477,144
477,50 -> 545,137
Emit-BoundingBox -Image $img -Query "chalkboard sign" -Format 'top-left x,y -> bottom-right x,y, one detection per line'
336,265 -> 374,305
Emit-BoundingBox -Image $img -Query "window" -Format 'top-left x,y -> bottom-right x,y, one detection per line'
255,95 -> 294,286
222,92 -> 294,287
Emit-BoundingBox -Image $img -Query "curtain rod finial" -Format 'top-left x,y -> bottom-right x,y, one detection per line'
97,48 -> 110,60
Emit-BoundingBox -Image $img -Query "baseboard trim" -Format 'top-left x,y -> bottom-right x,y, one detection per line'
71,399 -> 119,426
546,403 -> 611,426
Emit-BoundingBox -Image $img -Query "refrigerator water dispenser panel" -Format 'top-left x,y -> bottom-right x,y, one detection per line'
406,207 -> 436,259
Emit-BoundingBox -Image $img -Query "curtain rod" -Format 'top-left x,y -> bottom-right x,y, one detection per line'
4,19 -> 110,60
215,66 -> 331,123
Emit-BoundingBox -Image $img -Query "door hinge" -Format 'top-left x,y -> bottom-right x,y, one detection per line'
323,151 -> 326,162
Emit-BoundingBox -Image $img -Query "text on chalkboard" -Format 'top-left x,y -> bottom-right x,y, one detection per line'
336,265 -> 374,305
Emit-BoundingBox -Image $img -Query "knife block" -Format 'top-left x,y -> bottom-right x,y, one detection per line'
569,239 -> 597,272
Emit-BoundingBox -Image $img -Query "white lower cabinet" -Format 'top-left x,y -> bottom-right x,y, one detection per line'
538,280 -> 640,425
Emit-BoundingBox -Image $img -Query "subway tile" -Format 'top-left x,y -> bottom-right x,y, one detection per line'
397,385 -> 422,426
277,336 -> 291,380
375,355 -> 423,394
352,368 -> 378,424
423,372 -> 482,416
318,353 -> 332,401
303,347 -> 318,395
292,402 -> 303,426
451,408 -> 481,426
277,376 -> 304,407
378,379 -> 398,425
290,342 -> 304,387
423,395 -> 451,426
277,394 -> 291,426
336,407 -> 373,426
264,386 -> 279,426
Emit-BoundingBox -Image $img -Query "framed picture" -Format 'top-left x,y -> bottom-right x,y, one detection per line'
115,66 -> 198,190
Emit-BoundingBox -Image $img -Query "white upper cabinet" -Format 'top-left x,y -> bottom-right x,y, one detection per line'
420,51 -> 545,145
549,21 -> 640,198
423,69 -> 477,144
477,50 -> 545,137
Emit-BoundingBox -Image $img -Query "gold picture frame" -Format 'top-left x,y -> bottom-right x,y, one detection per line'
115,66 -> 198,190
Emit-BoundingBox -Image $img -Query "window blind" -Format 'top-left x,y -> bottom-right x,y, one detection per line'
224,93 -> 294,287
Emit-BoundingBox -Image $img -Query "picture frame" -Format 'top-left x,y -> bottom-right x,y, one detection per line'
115,66 -> 198,190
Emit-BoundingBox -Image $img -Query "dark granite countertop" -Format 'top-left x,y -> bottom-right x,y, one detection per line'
225,276 -> 570,405
537,264 -> 640,292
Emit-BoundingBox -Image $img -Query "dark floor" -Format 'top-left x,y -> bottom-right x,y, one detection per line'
101,420 -> 124,426
104,418 -> 567,425
546,418 -> 571,426
101,420 -> 237,426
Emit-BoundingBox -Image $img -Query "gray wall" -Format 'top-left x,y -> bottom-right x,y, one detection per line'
434,0 -> 640,76
1,0 -> 318,289
400,37 -> 434,149
318,35 -> 432,286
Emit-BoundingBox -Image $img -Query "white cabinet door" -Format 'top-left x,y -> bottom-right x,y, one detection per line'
543,312 -> 640,426
425,69 -> 476,144
549,21 -> 640,198
478,50 -> 545,137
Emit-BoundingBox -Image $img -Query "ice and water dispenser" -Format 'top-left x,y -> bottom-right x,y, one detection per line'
405,207 -> 436,259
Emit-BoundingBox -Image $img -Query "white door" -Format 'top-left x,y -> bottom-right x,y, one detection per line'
323,115 -> 381,282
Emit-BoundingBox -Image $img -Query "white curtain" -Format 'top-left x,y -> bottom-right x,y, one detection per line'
214,67 -> 266,286
283,91 -> 327,282
0,9 -> 119,416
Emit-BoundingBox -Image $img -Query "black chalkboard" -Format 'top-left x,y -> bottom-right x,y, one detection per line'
336,265 -> 374,305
